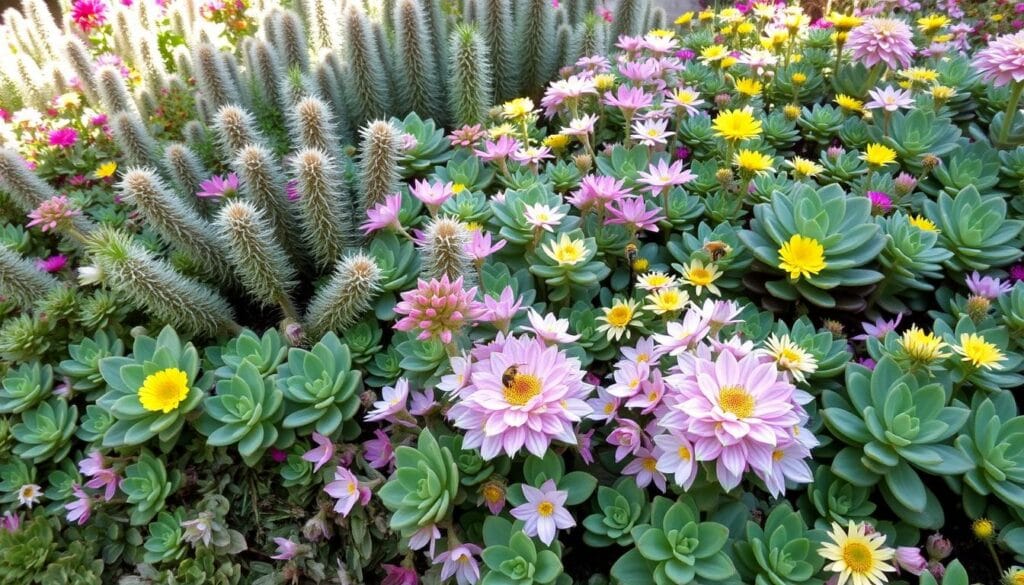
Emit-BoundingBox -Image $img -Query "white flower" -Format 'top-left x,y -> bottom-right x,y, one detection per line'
17,484 -> 43,508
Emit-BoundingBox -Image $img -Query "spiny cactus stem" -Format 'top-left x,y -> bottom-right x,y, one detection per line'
277,293 -> 302,325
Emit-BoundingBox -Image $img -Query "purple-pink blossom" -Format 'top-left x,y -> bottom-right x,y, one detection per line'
79,451 -> 121,501
48,128 -> 78,148
364,378 -> 410,423
393,276 -> 484,344
605,196 -> 664,233
26,195 -> 80,232
846,18 -> 916,71
361,193 -> 404,235
301,432 -> 335,473
36,254 -> 68,273
65,484 -> 91,525
510,479 -> 574,545
196,173 -> 239,199
434,544 -> 483,585
974,30 -> 1024,87
323,466 -> 371,517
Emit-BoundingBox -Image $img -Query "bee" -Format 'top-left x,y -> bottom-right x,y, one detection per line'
703,240 -> 732,262
501,365 -> 520,388
624,243 -> 639,266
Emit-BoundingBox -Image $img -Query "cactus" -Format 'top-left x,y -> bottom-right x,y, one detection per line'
475,0 -> 519,102
212,105 -> 267,163
312,57 -> 353,144
420,216 -> 474,283
163,143 -> 209,206
111,112 -> 160,168
246,40 -> 286,112
305,252 -> 383,337
87,228 -> 239,336
448,24 -> 493,126
393,0 -> 444,123
274,9 -> 310,73
301,0 -> 340,52
216,201 -> 300,322
358,120 -> 402,210
0,147 -> 54,212
341,4 -> 391,127
192,43 -> 241,108
135,32 -> 169,93
291,148 -> 350,268
288,96 -> 338,152
231,144 -> 300,256
96,65 -> 138,114
518,0 -> 557,99
612,0 -> 645,40
0,246 -> 60,310
62,37 -> 100,106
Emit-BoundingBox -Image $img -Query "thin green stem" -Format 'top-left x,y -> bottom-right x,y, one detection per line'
999,81 -> 1024,147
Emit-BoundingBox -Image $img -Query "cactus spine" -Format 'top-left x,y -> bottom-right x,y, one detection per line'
305,252 -> 382,337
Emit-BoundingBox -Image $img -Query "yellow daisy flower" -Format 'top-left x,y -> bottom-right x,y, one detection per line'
909,215 -> 939,232
953,333 -> 1006,370
542,233 -> 588,266
917,14 -> 950,34
734,149 -> 775,175
734,77 -> 763,97
680,259 -> 722,296
900,326 -> 951,363
778,234 -> 827,280
786,157 -> 824,179
643,287 -> 690,315
835,94 -> 864,113
94,161 -> 118,179
763,333 -> 818,382
636,271 -> 679,291
818,521 -> 896,585
712,107 -> 762,143
596,298 -> 643,341
861,143 -> 898,168
138,367 -> 190,413
675,11 -> 694,25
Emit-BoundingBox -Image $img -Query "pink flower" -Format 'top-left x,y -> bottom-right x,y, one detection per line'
865,85 -> 915,111
895,547 -> 928,576
48,128 -> 78,148
409,388 -> 436,415
561,114 -> 599,137
568,175 -> 630,211
603,85 -> 653,114
510,479 -> 574,545
867,191 -> 893,214
523,203 -> 566,232
520,309 -> 580,344
269,448 -> 287,463
434,544 -> 483,585
72,0 -> 107,32
271,537 -> 302,560
637,159 -> 696,194
752,440 -> 813,497
607,418 -> 645,460
79,451 -> 121,501
411,179 -> 455,210
651,309 -> 711,356
846,18 -> 916,71
481,286 -> 523,332
286,179 -> 300,202
541,76 -> 598,116
196,173 -> 239,198
36,254 -> 68,273
26,195 -> 80,232
468,229 -> 506,261
1,512 -> 19,533
408,524 -> 441,558
622,448 -> 667,491
65,484 -> 91,525
605,196 -> 664,233
632,118 -> 674,146
853,312 -> 903,341
383,564 -> 420,585
361,193 -> 404,235
90,114 -> 107,126
511,146 -> 553,167
363,429 -> 395,470
1011,264 -> 1024,283
365,378 -> 410,423
323,466 -> 371,517
974,30 -> 1024,87
654,432 -> 698,489
447,335 -> 593,459
577,428 -> 595,464
926,534 -> 953,560
967,271 -> 1013,299
394,276 -> 484,344
473,135 -> 520,163
598,6 -> 612,22
301,432 -> 335,472
449,124 -> 486,148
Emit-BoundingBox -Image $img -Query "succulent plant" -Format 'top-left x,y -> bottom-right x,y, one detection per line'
799,466 -> 877,528
920,560 -> 970,585
0,516 -> 56,583
923,185 -> 1024,272
197,360 -> 286,465
822,356 -> 972,528
583,478 -> 650,547
39,540 -> 105,585
929,141 -> 1001,196
208,328 -> 287,380
740,183 -> 884,309
480,516 -> 565,585
874,211 -> 953,313
121,449 -> 179,526
276,332 -> 362,436
770,316 -> 851,380
97,325 -> 207,448
58,330 -> 126,397
868,109 -> 961,174
734,503 -> 826,585
379,429 -> 459,538
529,229 -> 610,303
143,509 -> 187,564
955,392 -> 1024,517
610,495 -> 736,585
0,361 -> 53,414
11,396 -> 77,463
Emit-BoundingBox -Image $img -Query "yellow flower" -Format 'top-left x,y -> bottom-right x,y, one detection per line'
632,257 -> 649,272
909,214 -> 939,232
596,298 -> 643,341
720,25 -> 734,36
791,54 -> 803,64
643,287 -> 690,315
700,44 -> 730,64
834,94 -> 864,113
737,22 -> 756,35
899,67 -> 939,85
94,161 -> 118,179
680,259 -> 722,296
1004,566 -> 1024,585
712,107 -> 762,142
733,149 -> 774,175
648,29 -> 674,39
718,7 -> 743,22
953,333 -> 1006,370
675,11 -> 694,25
993,14 -> 1005,22
818,521 -> 896,585
770,30 -> 789,46
900,325 -> 950,363
452,183 -> 467,194
543,134 -> 570,150
698,9 -> 714,20
734,77 -> 763,97
636,271 -> 678,291
593,74 -> 616,91
671,88 -> 702,109
828,12 -> 863,32
791,72 -> 807,86
933,33 -> 954,43
931,85 -> 956,101
917,14 -> 950,34
972,518 -> 995,540
55,92 -> 81,109
542,233 -> 588,266
763,333 -> 818,382
861,143 -> 898,167
138,367 -> 190,413
778,234 -> 827,280
783,104 -> 801,120
786,157 -> 824,179
488,123 -> 517,138
502,97 -> 536,120
465,221 -> 482,231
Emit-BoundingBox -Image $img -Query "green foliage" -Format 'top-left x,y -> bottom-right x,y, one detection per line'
197,360 -> 285,465
11,396 -> 77,463
923,185 -> 1024,271
734,504 -> 826,585
583,478 -> 650,547
480,516 -> 564,585
379,429 -> 459,537
122,450 -> 180,526
0,361 -> 53,414
277,332 -> 362,436
0,516 -> 56,583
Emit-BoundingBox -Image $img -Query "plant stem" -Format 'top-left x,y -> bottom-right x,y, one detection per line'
999,81 -> 1024,147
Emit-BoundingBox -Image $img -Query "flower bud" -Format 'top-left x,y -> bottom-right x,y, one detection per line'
895,547 -> 928,576
926,533 -> 952,561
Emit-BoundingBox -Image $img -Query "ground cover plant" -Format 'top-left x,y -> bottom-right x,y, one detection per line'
2,0 -> 1024,583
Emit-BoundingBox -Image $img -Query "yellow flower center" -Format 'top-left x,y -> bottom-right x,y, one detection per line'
973,519 -> 996,539
483,484 -> 504,504
452,183 -> 467,193
603,402 -> 615,414
546,237 -> 586,266
347,483 -> 357,494
606,305 -> 633,327
772,449 -> 784,461
956,334 -> 1005,370
719,385 -> 755,418
504,373 -> 542,406
778,234 -> 827,280
138,367 -> 190,413
678,446 -> 691,461
537,501 -> 555,517
642,458 -> 658,471
688,267 -> 714,286
842,542 -> 874,574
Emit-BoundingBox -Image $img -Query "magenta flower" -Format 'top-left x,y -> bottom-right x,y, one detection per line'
622,448 -> 666,492
510,479 -> 574,545
853,313 -> 904,341
653,432 -> 698,490
361,193 -> 404,235
79,451 -> 121,501
568,175 -> 630,211
447,335 -> 593,459
846,18 -> 916,71
473,135 -> 520,163
865,85 -> 915,111
481,286 -> 523,332
301,432 -> 335,472
1,512 -> 20,533
49,128 -> 78,148
196,173 -> 239,198
1011,264 -> 1024,283
974,30 -> 1024,87
72,0 -> 107,32
966,271 -> 1014,299
271,537 -> 302,560
520,308 -> 580,344
468,229 -> 506,261
637,159 -> 696,194
411,179 -> 455,210
434,544 -> 483,585
382,565 -> 419,585
449,124 -> 486,148
363,429 -> 395,470
867,191 -> 893,214
36,254 -> 68,273
895,547 -> 928,576
65,484 -> 91,526
26,195 -> 80,232
605,196 -> 664,233
323,466 -> 371,517
90,113 -> 108,126
364,378 -> 410,423
394,275 -> 484,344
286,179 -> 300,202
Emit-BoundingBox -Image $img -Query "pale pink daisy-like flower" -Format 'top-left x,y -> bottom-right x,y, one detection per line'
641,32 -> 680,54
853,312 -> 904,341
652,310 -> 712,357
449,124 -> 486,148
605,196 -> 664,234
411,179 -> 455,210
481,286 -> 523,332
393,276 -> 485,344
752,439 -> 814,497
323,466 -> 372,517
79,451 -> 121,501
361,193 -> 403,235
301,432 -> 335,472
1,512 -> 20,533
625,368 -> 666,413
966,271 -> 1014,299
620,59 -> 663,87
438,355 -> 472,394
468,229 -> 506,261
694,299 -> 743,333
409,388 -> 437,416
560,114 -> 599,137
408,524 -> 441,558
520,308 -> 580,344
737,48 -> 779,76
615,35 -> 645,53
541,75 -> 598,116
523,202 -> 566,232
895,547 -> 929,576
65,484 -> 91,525
197,173 -> 239,198
973,30 -> 1024,87
510,479 -> 575,545
511,146 -> 553,168
846,18 -> 916,71
434,544 -> 483,585
631,118 -> 675,146
447,335 -> 592,459
865,85 -> 915,111
473,135 -> 520,163
637,159 -> 696,194
586,387 -> 620,423
271,537 -> 302,560
27,195 -> 80,233
607,360 -> 649,399
623,448 -> 667,491
364,379 -> 410,423
654,432 -> 698,490
607,418 -> 645,461
568,175 -> 631,211
603,85 -> 654,115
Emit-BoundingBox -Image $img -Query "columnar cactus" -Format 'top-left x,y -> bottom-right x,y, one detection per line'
301,0 -> 341,53
393,0 -> 444,123
0,147 -> 54,212
449,23 -> 494,127
518,0 -> 556,98
291,148 -> 351,268
305,252 -> 383,337
358,120 -> 403,209
111,112 -> 160,168
163,143 -> 209,205
273,9 -> 310,73
192,43 -> 241,108
96,65 -> 137,114
212,105 -> 267,163
0,245 -> 60,310
232,144 -> 300,256
341,4 -> 389,127
62,37 -> 100,106
475,0 -> 519,102
288,96 -> 339,152
421,216 -> 475,283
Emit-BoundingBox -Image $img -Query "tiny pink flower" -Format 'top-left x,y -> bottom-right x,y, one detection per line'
434,544 -> 483,585
361,193 -> 404,235
301,432 -> 335,473
271,537 -> 302,560
895,547 -> 928,576
79,451 -> 121,501
323,466 -> 372,517
363,429 -> 395,470
364,379 -> 410,423
196,173 -> 239,199
468,229 -> 507,261
520,308 -> 580,344
408,524 -> 441,558
622,448 -> 667,492
27,195 -> 80,233
510,479 -> 574,545
36,254 -> 68,273
65,484 -> 91,525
